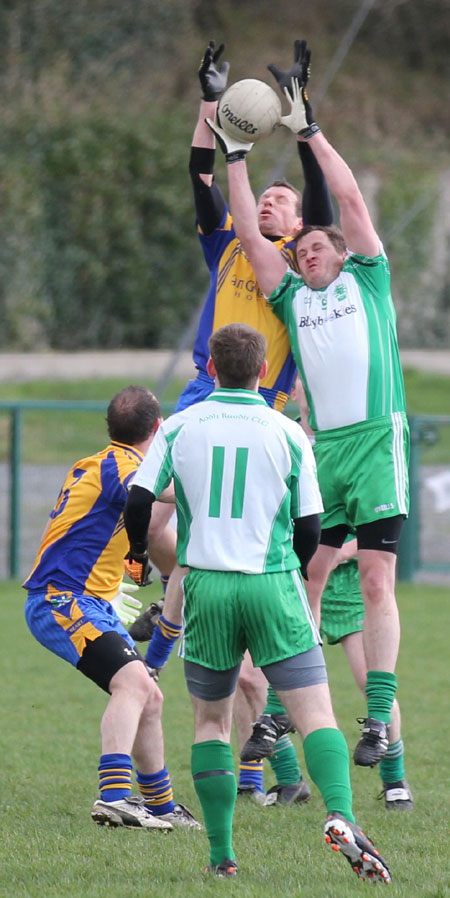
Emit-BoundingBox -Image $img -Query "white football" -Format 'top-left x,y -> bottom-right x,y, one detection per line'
217,79 -> 282,143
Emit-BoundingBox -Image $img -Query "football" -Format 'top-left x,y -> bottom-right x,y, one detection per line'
217,79 -> 282,143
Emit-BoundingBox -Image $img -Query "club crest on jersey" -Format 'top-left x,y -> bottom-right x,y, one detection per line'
334,284 -> 348,302
49,594 -> 72,607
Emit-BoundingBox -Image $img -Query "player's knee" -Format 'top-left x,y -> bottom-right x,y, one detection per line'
361,566 -> 394,606
111,659 -> 157,706
237,668 -> 255,695
142,678 -> 164,717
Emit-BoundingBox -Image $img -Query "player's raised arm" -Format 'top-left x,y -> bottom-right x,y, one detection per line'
190,40 -> 229,233
288,79 -> 379,255
205,117 -> 287,296
268,39 -> 333,227
304,132 -> 379,256
192,40 -> 230,181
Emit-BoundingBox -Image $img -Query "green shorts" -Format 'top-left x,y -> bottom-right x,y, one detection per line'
320,560 -> 364,645
314,413 -> 409,530
180,568 -> 320,670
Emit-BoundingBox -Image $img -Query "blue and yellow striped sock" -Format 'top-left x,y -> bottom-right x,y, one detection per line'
160,574 -> 169,594
136,766 -> 175,815
98,753 -> 132,802
238,759 -> 265,793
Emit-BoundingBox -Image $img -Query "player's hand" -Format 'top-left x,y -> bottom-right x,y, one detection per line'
198,40 -> 230,101
279,77 -> 320,140
110,581 -> 144,627
280,78 -> 308,134
267,39 -> 311,98
128,597 -> 165,642
123,550 -> 153,587
205,117 -> 254,162
268,39 -> 317,132
146,665 -> 161,682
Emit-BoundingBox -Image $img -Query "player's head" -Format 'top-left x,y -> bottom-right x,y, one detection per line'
107,385 -> 161,446
295,225 -> 347,289
257,179 -> 302,238
208,323 -> 267,389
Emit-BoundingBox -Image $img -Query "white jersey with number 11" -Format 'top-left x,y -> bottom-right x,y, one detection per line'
132,389 -> 323,574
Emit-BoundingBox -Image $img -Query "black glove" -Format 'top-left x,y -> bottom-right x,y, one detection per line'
268,39 -> 316,132
123,550 -> 153,587
268,39 -> 311,97
198,40 -> 230,101
128,598 -> 164,642
205,117 -> 254,163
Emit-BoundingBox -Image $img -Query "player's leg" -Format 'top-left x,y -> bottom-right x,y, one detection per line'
358,544 -> 400,673
25,590 -> 173,830
264,680 -> 310,805
264,656 -> 391,883
77,627 -> 174,832
244,573 -> 352,819
186,662 -> 239,876
234,651 -> 267,802
341,631 -> 413,809
343,415 -> 408,768
354,517 -> 403,767
181,569 -> 245,874
341,630 -> 369,692
133,675 -> 202,829
305,538 -> 345,626
378,699 -> 413,809
244,571 -> 390,883
241,679 -> 311,806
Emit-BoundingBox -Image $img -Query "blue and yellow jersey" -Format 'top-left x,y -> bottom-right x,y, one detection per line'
193,208 -> 298,411
23,442 -> 143,602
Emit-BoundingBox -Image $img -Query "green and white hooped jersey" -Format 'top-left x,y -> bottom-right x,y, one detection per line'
133,389 -> 323,573
269,251 -> 407,432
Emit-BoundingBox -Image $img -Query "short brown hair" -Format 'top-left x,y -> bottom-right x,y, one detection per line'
294,224 -> 346,254
262,179 -> 302,215
209,323 -> 267,389
107,385 -> 160,445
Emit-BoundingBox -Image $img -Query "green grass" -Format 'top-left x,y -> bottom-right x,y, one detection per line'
2,579 -> 450,898
0,368 -> 449,464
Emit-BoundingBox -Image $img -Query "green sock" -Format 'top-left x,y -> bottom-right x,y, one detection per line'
366,670 -> 397,723
379,739 -> 405,784
303,728 -> 354,822
264,684 -> 286,716
269,734 -> 302,785
191,740 -> 236,866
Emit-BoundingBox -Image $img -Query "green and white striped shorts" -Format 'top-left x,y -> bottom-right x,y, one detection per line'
179,568 -> 320,670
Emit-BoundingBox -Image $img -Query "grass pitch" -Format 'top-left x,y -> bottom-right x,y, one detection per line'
1,579 -> 449,898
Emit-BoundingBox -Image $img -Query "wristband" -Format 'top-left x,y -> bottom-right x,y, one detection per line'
298,123 -> 321,140
226,150 -> 248,164
145,614 -> 182,669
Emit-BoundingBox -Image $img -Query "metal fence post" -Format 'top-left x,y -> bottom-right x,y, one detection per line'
9,406 -> 22,578
397,415 -> 420,581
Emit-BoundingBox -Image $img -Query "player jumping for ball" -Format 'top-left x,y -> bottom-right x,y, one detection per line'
206,56 -> 409,782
